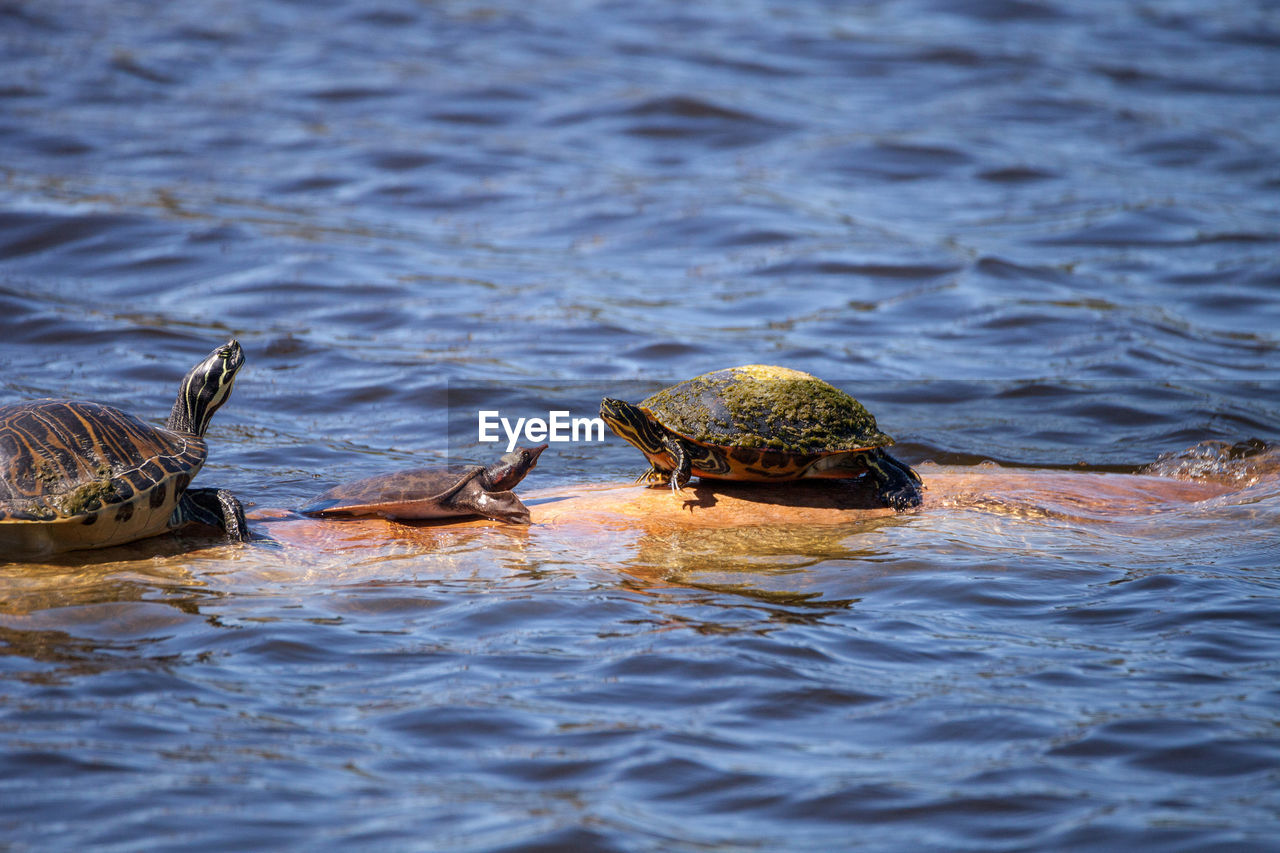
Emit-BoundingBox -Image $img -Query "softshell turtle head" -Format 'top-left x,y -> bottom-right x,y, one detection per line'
483,444 -> 548,491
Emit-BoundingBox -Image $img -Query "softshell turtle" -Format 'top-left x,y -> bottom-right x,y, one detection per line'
600,364 -> 923,510
300,444 -> 547,524
0,340 -> 250,558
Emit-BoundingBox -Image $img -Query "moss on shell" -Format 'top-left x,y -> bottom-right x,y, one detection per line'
641,365 -> 893,454
53,464 -> 120,516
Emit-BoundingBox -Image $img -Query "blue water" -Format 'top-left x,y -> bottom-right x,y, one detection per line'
2,1 -> 1279,849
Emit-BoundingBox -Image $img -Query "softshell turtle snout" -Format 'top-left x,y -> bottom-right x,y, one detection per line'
522,443 -> 549,464
500,443 -> 547,469
488,443 -> 548,491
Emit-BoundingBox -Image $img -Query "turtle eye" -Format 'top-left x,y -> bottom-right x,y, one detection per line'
217,347 -> 232,359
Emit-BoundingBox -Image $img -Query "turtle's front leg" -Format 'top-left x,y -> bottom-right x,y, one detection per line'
665,437 -> 692,492
179,488 -> 251,541
636,464 -> 669,486
866,450 -> 923,511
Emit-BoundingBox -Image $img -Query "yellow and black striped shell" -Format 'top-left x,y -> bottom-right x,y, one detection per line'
0,399 -> 206,552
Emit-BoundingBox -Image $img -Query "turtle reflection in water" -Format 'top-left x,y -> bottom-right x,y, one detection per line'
600,365 -> 923,511
301,444 -> 547,524
0,340 -> 250,558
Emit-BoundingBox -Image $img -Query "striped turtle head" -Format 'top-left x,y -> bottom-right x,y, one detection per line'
166,340 -> 244,436
600,397 -> 668,457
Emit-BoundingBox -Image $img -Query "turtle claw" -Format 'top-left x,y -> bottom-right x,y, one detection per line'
636,465 -> 675,489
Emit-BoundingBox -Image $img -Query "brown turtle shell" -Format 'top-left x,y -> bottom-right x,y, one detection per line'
300,466 -> 490,520
0,399 -> 207,553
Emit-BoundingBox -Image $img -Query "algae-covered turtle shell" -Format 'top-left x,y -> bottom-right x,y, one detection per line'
599,365 -> 922,511
641,364 -> 893,454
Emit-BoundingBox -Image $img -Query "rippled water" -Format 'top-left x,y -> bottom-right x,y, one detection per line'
2,0 -> 1279,849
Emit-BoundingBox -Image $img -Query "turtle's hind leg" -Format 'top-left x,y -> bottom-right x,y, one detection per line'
865,449 -> 923,511
176,488 -> 251,541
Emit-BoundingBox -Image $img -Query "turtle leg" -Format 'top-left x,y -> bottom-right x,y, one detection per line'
176,488 -> 251,541
459,488 -> 532,524
665,437 -> 692,492
635,464 -> 669,487
864,450 -> 923,511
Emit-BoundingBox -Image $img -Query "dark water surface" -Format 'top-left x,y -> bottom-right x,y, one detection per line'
3,1 -> 1280,849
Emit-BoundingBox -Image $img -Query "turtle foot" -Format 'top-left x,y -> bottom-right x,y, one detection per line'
181,488 -> 252,541
473,490 -> 532,524
868,449 -> 924,512
485,509 -> 531,525
217,489 -> 251,541
636,465 -> 673,488
882,482 -> 924,512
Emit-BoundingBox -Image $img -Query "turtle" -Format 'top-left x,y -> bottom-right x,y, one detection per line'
0,340 -> 250,559
599,364 -> 923,511
299,444 -> 548,524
